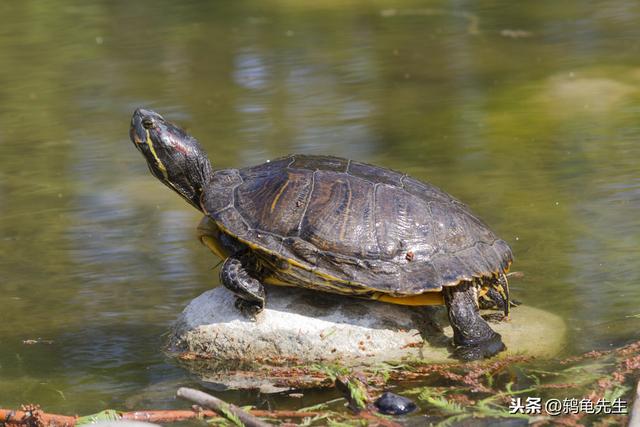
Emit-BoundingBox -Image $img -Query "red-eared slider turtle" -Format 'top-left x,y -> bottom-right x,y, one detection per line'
130,108 -> 513,360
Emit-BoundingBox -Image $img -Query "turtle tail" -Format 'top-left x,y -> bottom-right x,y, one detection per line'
478,273 -> 517,316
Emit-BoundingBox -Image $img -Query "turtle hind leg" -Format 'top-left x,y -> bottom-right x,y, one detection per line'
220,255 -> 265,319
443,282 -> 506,361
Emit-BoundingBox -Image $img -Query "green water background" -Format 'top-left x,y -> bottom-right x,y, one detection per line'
0,0 -> 639,418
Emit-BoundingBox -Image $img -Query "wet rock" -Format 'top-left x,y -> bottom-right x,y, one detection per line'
170,286 -> 565,366
374,392 -> 417,415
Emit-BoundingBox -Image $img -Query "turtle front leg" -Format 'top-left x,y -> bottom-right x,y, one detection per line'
220,256 -> 265,318
443,282 -> 506,361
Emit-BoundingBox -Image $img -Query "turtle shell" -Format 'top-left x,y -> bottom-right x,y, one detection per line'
201,155 -> 512,296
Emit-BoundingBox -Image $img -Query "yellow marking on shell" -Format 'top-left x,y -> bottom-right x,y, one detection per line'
339,179 -> 352,241
208,219 -> 514,295
263,259 -> 372,294
198,216 -> 356,292
214,221 -> 351,285
263,276 -> 296,287
200,235 -> 229,260
376,292 -> 445,306
145,129 -> 169,180
270,178 -> 290,213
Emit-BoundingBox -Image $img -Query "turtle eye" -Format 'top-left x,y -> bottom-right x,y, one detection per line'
142,117 -> 155,129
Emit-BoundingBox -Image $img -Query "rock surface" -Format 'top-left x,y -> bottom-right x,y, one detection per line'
170,286 -> 565,365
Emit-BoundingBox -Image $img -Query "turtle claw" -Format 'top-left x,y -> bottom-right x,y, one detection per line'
482,312 -> 507,323
453,333 -> 506,361
234,298 -> 264,320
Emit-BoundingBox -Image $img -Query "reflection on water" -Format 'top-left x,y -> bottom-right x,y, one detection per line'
0,0 -> 639,416
233,40 -> 379,162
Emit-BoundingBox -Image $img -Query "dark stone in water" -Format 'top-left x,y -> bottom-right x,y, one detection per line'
374,391 -> 417,415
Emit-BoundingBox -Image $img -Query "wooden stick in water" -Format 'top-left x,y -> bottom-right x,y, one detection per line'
177,387 -> 271,427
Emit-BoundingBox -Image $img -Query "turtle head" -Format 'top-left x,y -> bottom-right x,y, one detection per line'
130,108 -> 213,211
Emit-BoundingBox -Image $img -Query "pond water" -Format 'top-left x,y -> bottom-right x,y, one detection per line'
0,0 -> 639,421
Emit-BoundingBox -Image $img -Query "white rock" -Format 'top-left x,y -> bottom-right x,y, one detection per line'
170,286 -> 565,365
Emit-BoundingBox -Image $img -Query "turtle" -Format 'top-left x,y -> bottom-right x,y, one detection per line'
129,108 -> 514,361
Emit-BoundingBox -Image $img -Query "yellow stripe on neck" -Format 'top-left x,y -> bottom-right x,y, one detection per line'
145,129 -> 169,180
